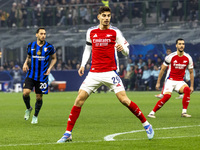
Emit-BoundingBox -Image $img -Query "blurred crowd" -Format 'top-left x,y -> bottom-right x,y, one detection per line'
0,0 -> 200,91
1,50 -> 200,91
119,56 -> 200,91
0,0 -> 199,28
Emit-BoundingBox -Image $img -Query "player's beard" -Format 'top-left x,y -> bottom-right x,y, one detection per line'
38,37 -> 45,44
103,20 -> 110,26
178,47 -> 184,53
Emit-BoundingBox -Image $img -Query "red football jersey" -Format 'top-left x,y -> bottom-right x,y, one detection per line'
86,25 -> 129,72
163,51 -> 193,81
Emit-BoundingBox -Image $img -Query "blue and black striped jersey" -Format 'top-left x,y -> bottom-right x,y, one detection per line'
26,41 -> 56,82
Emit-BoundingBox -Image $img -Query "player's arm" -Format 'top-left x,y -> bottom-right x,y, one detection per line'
45,53 -> 57,75
79,44 -> 92,76
115,30 -> 129,56
187,55 -> 194,93
79,29 -> 92,77
188,68 -> 194,93
156,64 -> 167,90
23,55 -> 31,72
115,44 -> 129,56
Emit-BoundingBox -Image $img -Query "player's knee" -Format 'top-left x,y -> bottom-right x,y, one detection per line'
183,86 -> 190,95
120,100 -> 130,107
36,94 -> 43,100
118,97 -> 130,106
23,90 -> 31,96
74,92 -> 88,107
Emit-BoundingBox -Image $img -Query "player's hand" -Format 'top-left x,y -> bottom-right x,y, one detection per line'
115,44 -> 124,52
44,68 -> 50,75
23,64 -> 29,72
78,66 -> 85,77
190,86 -> 194,94
156,83 -> 160,91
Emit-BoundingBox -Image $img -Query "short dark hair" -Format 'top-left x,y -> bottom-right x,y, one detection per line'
176,38 -> 184,44
98,6 -> 111,14
36,27 -> 45,33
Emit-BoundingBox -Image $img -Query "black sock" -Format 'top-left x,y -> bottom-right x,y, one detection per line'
34,100 -> 43,117
23,95 -> 31,109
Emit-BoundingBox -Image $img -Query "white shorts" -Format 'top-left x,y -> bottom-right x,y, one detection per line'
163,79 -> 187,94
80,71 -> 125,95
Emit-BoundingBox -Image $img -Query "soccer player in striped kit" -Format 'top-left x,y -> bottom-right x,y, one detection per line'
148,38 -> 194,118
22,27 -> 57,124
57,6 -> 154,143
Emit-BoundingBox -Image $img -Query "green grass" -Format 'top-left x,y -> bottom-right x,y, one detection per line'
0,91 -> 200,150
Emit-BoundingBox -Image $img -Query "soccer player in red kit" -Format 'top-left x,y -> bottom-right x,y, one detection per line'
148,38 -> 194,118
57,6 -> 154,143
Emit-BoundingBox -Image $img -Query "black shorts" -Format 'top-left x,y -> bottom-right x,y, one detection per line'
23,77 -> 48,94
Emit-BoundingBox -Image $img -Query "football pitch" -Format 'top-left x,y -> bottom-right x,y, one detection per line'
0,91 -> 200,150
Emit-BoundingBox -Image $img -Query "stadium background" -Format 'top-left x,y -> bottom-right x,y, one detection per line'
0,0 -> 200,91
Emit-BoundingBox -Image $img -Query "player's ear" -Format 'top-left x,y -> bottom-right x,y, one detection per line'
35,33 -> 38,38
97,14 -> 100,20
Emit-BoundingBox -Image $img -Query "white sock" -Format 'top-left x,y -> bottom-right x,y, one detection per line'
65,131 -> 72,134
149,110 -> 155,115
142,121 -> 149,127
182,109 -> 187,114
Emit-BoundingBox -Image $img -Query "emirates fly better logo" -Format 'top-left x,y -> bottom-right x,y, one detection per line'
173,60 -> 186,69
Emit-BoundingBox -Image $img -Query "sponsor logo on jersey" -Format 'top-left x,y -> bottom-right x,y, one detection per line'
173,63 -> 186,69
93,39 -> 111,47
93,39 -> 111,43
32,55 -> 45,61
31,49 -> 35,51
173,59 -> 186,69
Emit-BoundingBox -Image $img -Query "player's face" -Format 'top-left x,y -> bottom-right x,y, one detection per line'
36,29 -> 46,42
166,49 -> 171,55
176,40 -> 185,52
98,11 -> 111,26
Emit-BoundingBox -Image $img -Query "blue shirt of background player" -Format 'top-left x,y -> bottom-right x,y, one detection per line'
26,41 -> 56,83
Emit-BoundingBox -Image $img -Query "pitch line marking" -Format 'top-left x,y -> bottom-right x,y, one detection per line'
1,135 -> 200,147
0,125 -> 200,147
104,124 -> 200,141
